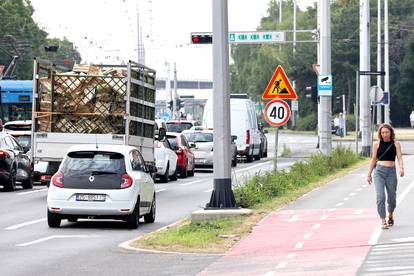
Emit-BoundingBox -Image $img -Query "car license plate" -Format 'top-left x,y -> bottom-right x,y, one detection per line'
76,194 -> 106,202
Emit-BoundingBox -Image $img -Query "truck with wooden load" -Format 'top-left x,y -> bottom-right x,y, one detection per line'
31,59 -> 157,184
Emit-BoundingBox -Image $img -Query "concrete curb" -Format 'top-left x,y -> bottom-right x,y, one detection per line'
118,219 -> 224,256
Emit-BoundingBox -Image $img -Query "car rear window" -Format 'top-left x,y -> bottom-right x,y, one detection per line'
166,136 -> 178,149
183,132 -> 213,143
16,135 -> 31,147
4,124 -> 31,131
166,122 -> 193,133
60,151 -> 126,189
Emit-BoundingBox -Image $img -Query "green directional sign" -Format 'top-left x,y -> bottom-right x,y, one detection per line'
228,31 -> 285,44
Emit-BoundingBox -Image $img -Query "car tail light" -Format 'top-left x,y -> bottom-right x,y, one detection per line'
0,150 -> 9,158
51,171 -> 64,188
120,173 -> 133,189
246,130 -> 250,144
41,175 -> 52,181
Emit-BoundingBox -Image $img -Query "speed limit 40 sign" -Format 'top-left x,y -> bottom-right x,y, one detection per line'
263,99 -> 291,127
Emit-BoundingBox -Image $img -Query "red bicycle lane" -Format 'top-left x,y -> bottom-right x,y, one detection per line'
198,208 -> 380,276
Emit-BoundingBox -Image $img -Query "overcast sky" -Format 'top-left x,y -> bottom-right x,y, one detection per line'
30,0 -> 316,80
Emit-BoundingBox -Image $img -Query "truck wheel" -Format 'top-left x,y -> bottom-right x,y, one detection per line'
126,198 -> 140,229
4,167 -> 16,191
47,210 -> 61,228
246,154 -> 254,163
144,194 -> 156,223
159,163 -> 169,183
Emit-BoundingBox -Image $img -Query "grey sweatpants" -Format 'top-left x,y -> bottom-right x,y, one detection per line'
373,165 -> 398,219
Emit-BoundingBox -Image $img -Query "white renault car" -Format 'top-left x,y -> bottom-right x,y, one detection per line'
47,145 -> 156,229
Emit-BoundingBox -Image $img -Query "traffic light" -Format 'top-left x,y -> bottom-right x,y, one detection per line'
305,86 -> 318,102
44,45 -> 59,52
175,98 -> 185,110
167,100 -> 173,110
191,33 -> 213,44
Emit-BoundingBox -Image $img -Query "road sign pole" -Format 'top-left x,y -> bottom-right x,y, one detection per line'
274,127 -> 279,172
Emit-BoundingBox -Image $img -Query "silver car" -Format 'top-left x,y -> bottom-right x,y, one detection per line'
47,145 -> 156,229
182,128 -> 237,168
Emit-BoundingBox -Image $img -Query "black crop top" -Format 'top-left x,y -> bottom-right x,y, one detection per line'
377,140 -> 396,161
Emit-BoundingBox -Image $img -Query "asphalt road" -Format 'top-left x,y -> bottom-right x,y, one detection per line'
0,132 -> 312,276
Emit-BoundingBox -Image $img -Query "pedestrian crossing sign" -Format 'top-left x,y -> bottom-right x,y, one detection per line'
262,65 -> 298,100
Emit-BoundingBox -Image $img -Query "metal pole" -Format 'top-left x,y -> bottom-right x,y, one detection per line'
274,127 -> 279,172
279,0 -> 282,24
319,0 -> 332,156
173,63 -> 178,118
343,94 -> 347,136
356,71 -> 359,153
293,0 -> 297,54
165,62 -> 172,117
317,0 -> 321,149
384,0 -> 390,124
376,0 -> 382,124
208,0 -> 235,209
360,0 -> 371,157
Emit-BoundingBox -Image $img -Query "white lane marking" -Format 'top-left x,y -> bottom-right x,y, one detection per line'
263,272 -> 276,276
180,180 -> 203,186
286,253 -> 297,259
312,224 -> 321,230
5,218 -> 46,230
156,188 -> 167,193
16,234 -> 98,247
294,241 -> 304,249
275,262 -> 288,269
336,202 -> 344,207
343,197 -> 349,201
204,188 -> 213,193
354,209 -> 363,215
356,188 -> 362,191
303,232 -> 312,239
392,237 -> 414,243
369,179 -> 414,245
236,161 -> 272,173
350,193 -> 356,196
362,185 -> 367,188
17,189 -> 48,196
365,266 -> 414,272
287,214 -> 299,222
328,208 -> 336,212
320,214 -> 329,220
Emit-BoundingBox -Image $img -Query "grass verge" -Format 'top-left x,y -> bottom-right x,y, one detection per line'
132,148 -> 368,254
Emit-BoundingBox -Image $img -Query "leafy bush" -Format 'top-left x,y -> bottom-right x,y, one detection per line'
295,113 -> 317,131
234,146 -> 362,208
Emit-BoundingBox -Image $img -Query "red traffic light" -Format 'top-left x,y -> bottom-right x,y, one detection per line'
190,33 -> 212,44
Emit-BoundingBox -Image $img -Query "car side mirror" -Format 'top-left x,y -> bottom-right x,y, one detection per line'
158,127 -> 166,141
231,135 -> 237,142
189,142 -> 196,148
23,146 -> 30,153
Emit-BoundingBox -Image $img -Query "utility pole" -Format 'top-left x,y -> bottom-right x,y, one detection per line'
319,0 -> 332,156
207,0 -> 236,208
342,94 -> 347,136
376,0 -> 382,125
360,0 -> 371,156
317,0 -> 321,149
165,61 -> 172,116
279,0 -> 282,24
293,0 -> 297,53
173,63 -> 178,119
384,0 -> 390,124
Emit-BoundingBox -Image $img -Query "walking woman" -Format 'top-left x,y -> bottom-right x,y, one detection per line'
367,124 -> 404,229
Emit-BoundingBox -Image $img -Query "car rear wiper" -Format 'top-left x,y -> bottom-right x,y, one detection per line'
90,171 -> 117,175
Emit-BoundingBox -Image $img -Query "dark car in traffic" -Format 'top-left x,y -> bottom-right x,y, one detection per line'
0,132 -> 33,190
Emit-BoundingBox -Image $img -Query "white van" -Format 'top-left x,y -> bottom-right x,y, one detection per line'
202,95 -> 261,162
